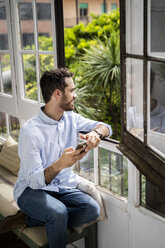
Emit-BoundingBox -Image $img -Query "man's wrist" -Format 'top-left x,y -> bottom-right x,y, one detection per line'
93,129 -> 103,139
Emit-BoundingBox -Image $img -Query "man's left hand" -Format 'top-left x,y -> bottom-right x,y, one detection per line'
79,131 -> 100,153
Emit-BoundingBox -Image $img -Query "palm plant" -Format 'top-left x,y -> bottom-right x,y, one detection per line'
74,33 -> 121,139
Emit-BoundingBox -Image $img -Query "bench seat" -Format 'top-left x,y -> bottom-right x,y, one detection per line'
0,165 -> 98,248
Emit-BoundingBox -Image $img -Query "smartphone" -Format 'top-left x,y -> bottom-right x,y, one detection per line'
76,141 -> 87,152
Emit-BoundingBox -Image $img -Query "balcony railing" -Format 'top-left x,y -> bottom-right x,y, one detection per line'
76,138 -> 128,198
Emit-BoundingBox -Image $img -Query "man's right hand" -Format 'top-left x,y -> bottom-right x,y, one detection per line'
59,147 -> 87,169
44,146 -> 87,185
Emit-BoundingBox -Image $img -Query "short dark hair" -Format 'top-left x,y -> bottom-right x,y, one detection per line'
40,68 -> 73,103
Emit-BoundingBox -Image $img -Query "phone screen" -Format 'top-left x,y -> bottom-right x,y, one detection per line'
76,141 -> 87,150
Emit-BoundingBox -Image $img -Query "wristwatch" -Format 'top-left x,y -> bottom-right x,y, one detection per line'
94,129 -> 103,139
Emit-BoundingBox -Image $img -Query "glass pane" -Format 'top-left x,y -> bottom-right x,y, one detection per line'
111,3 -> 117,11
99,148 -> 128,198
18,1 -> 35,50
9,115 -> 20,141
78,150 -> 94,183
101,3 -> 107,13
140,174 -> 165,218
36,0 -> 53,51
148,0 -> 165,58
126,0 -> 143,55
0,6 -> 9,50
0,112 -> 7,138
148,62 -> 165,157
39,54 -> 54,76
126,59 -> 144,141
22,54 -> 37,101
0,54 -> 12,94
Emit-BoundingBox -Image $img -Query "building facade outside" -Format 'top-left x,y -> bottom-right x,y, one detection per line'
63,0 -> 119,27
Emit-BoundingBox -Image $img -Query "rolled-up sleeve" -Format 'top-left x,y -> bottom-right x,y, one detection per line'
18,129 -> 46,190
75,113 -> 113,137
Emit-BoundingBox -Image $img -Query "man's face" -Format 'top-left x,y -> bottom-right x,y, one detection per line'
59,77 -> 77,111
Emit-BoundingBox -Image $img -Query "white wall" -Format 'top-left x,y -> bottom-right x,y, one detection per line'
71,162 -> 165,248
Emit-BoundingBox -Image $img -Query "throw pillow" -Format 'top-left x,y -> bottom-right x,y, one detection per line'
0,136 -> 20,176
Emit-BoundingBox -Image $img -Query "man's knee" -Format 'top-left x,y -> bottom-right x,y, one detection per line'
46,204 -> 68,223
91,200 -> 100,219
88,199 -> 100,220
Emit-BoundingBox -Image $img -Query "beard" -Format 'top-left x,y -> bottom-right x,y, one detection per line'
59,94 -> 75,111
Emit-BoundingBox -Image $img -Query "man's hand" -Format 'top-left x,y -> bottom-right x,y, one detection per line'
59,147 -> 87,169
44,146 -> 87,185
79,131 -> 100,153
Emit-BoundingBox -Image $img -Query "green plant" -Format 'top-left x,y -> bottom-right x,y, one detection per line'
74,33 -> 121,139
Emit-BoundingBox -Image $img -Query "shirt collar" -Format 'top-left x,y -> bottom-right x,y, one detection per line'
38,107 -> 60,125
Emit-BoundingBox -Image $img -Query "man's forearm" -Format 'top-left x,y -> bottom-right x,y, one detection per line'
44,160 -> 62,185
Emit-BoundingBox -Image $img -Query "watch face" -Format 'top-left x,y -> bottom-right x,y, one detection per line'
95,129 -> 103,139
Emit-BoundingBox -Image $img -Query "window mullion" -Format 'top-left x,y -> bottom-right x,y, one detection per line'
51,0 -> 57,68
94,146 -> 99,185
32,0 -> 40,103
5,113 -> 10,136
0,58 -> 4,94
143,0 -> 148,146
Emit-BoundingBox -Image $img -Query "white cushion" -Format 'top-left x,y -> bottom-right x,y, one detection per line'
0,136 -> 20,176
74,176 -> 106,233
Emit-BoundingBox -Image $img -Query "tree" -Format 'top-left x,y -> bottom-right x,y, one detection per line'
75,33 -> 120,139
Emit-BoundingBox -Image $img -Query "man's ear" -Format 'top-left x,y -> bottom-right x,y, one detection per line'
54,89 -> 61,98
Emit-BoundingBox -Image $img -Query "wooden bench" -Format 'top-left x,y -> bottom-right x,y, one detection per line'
0,165 -> 98,248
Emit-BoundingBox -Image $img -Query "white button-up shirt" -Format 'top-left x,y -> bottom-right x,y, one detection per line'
14,108 -> 112,203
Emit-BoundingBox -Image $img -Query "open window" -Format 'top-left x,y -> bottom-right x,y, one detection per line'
0,0 -> 65,123
119,0 -> 165,190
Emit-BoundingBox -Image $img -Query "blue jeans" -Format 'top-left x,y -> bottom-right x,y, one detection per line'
18,187 -> 100,248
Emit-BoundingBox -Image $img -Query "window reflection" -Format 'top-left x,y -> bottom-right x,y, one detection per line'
0,5 -> 8,50
37,0 -> 53,51
126,59 -> 144,141
0,112 -> 7,138
148,62 -> 165,156
0,54 -> 12,95
149,0 -> 165,57
22,54 -> 37,101
18,1 -> 35,50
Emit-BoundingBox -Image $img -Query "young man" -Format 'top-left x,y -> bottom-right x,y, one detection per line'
0,68 -> 112,248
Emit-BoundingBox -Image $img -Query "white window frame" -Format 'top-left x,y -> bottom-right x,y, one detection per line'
0,0 -> 57,122
0,0 -> 18,117
12,0 -> 57,120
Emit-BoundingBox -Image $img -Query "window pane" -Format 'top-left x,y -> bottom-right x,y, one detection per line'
99,148 -> 128,198
22,54 -> 37,101
79,3 -> 88,20
0,112 -> 7,138
126,59 -> 144,141
78,150 -> 94,183
0,54 -> 12,94
36,0 -> 53,51
111,3 -> 117,11
101,3 -> 107,13
9,115 -> 20,141
140,174 -> 165,218
18,1 -> 35,50
148,0 -> 165,58
79,3 -> 88,9
39,54 -> 54,76
126,0 -> 143,55
148,62 -> 165,158
0,6 -> 9,50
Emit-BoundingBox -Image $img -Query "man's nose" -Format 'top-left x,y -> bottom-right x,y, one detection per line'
73,92 -> 77,99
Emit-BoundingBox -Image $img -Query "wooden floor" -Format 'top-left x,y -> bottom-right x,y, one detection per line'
0,231 -> 29,248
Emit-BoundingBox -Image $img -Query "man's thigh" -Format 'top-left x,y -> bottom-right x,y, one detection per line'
47,188 -> 100,226
18,187 -> 67,224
